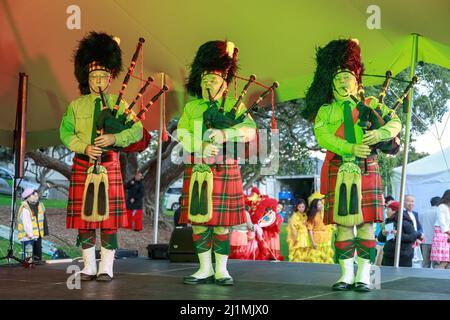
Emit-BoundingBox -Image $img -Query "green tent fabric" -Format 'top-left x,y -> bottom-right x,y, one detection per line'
279,35 -> 450,101
0,0 -> 449,149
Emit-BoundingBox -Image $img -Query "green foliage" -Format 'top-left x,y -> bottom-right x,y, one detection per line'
247,98 -> 316,180
365,63 -> 450,135
279,223 -> 288,260
366,63 -> 449,194
0,147 -> 13,163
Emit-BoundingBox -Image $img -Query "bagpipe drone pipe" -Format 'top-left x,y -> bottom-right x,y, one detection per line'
350,71 -> 418,157
202,75 -> 279,161
95,37 -> 169,154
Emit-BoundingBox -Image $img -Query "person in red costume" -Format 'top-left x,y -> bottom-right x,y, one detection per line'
249,197 -> 284,261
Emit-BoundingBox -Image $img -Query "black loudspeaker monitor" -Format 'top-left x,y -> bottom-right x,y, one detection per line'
168,226 -> 198,263
147,244 -> 169,260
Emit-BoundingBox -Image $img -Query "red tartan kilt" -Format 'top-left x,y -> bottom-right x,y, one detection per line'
66,152 -> 128,230
321,157 -> 384,225
179,159 -> 246,226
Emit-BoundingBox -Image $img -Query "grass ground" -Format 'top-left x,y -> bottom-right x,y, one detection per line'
280,223 -> 289,260
0,195 -> 68,208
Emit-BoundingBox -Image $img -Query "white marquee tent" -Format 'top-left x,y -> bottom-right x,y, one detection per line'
391,146 -> 450,214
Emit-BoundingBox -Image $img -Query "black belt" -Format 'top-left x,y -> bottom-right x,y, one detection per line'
75,151 -> 118,163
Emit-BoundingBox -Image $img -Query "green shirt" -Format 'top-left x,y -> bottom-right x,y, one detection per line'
314,96 -> 402,157
59,93 -> 143,154
177,97 -> 257,154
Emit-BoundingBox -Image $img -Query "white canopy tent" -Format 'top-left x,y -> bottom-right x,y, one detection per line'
391,146 -> 450,214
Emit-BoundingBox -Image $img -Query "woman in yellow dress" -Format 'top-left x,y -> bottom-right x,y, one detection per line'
304,193 -> 335,264
287,199 -> 310,262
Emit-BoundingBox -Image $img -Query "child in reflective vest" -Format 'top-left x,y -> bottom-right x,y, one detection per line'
17,188 -> 47,262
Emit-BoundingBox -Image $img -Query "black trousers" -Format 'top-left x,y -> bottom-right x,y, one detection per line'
33,237 -> 42,261
382,255 -> 413,267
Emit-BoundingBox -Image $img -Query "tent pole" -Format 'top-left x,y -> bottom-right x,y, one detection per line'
393,34 -> 419,267
152,72 -> 165,244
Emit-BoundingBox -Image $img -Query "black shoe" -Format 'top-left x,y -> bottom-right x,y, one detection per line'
96,273 -> 113,282
332,282 -> 353,291
353,282 -> 371,292
183,275 -> 215,285
80,273 -> 97,281
215,277 -> 234,286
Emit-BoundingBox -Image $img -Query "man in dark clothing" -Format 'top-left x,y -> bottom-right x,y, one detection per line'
173,196 -> 187,227
125,171 -> 144,231
403,194 -> 424,241
378,201 -> 416,267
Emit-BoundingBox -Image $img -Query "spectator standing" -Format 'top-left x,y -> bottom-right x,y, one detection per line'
418,196 -> 441,268
378,201 -> 416,267
430,190 -> 450,269
374,196 -> 391,266
125,170 -> 145,231
403,195 -> 424,266
303,193 -> 334,264
173,196 -> 187,227
286,199 -> 309,262
17,188 -> 48,263
276,202 -> 285,223
403,195 -> 424,241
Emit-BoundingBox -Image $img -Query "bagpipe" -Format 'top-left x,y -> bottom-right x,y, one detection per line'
80,38 -> 168,222
350,71 -> 418,156
97,81 -> 168,153
96,37 -> 169,154
203,75 -> 278,130
186,78 -> 279,225
81,83 -> 168,222
332,72 -> 418,227
202,75 -> 279,159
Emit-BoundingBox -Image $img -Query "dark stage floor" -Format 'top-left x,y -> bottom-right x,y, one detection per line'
1,257 -> 449,300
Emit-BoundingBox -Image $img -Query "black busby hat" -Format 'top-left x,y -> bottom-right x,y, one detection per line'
186,40 -> 238,98
302,39 -> 364,121
74,31 -> 123,94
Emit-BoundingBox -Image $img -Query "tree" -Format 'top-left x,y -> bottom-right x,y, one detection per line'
0,146 -> 13,163
26,146 -> 72,196
239,98 -> 317,190
364,63 -> 450,135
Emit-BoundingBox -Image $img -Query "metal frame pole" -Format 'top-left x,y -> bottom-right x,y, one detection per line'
152,73 -> 165,244
394,34 -> 419,267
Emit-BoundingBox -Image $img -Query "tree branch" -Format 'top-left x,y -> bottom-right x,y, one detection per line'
26,151 -> 72,179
